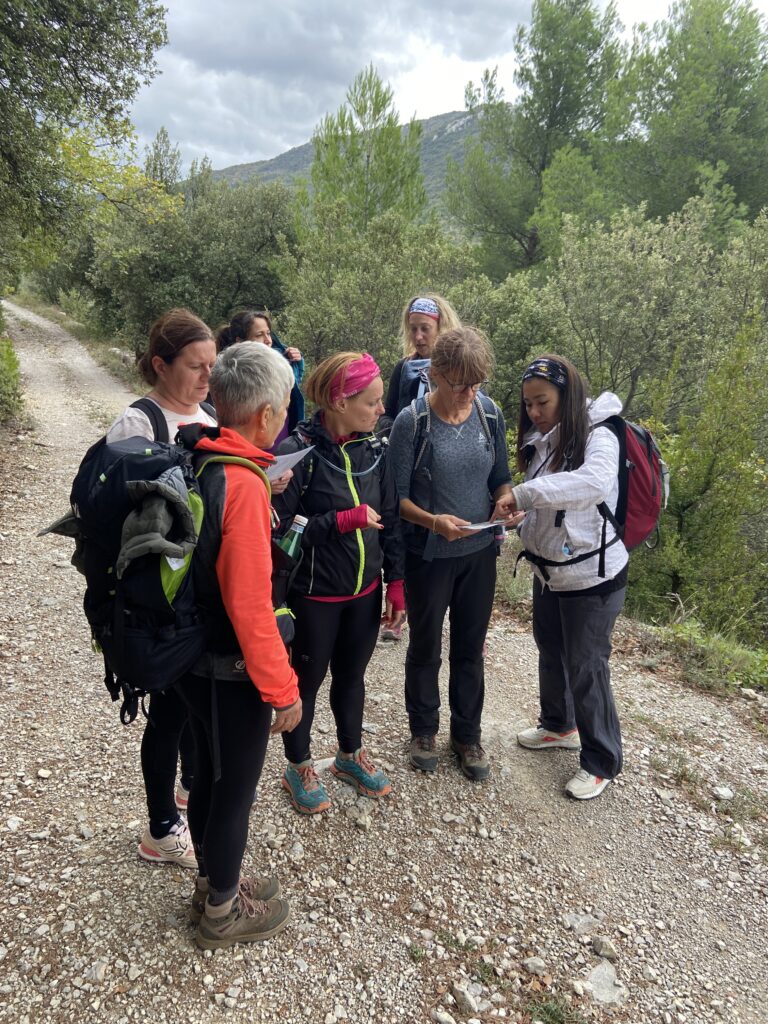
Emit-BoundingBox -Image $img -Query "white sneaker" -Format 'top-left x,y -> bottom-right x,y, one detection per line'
517,726 -> 581,751
175,783 -> 190,811
565,768 -> 610,800
138,819 -> 197,868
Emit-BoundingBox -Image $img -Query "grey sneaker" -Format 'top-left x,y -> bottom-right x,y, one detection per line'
195,880 -> 290,949
409,734 -> 438,772
517,726 -> 581,751
190,875 -> 281,925
450,737 -> 490,781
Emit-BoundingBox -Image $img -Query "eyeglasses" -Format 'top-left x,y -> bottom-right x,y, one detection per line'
441,376 -> 489,393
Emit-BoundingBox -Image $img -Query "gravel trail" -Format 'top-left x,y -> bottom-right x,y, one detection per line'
1,299 -> 766,1024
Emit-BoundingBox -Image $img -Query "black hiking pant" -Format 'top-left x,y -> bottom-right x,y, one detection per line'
282,586 -> 381,763
404,544 -> 496,744
175,673 -> 271,902
532,577 -> 625,779
141,689 -> 195,829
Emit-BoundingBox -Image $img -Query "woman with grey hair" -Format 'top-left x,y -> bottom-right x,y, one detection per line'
388,327 -> 512,781
175,342 -> 302,949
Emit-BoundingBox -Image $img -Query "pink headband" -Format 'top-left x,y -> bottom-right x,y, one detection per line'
329,353 -> 381,403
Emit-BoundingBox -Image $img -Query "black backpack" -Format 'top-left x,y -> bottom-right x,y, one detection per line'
41,435 -> 206,723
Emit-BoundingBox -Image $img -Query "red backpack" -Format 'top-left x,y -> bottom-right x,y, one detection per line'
517,414 -> 669,582
595,415 -> 669,567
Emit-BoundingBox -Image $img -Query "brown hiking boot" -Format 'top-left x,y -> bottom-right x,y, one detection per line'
450,737 -> 490,781
190,874 -> 281,925
195,878 -> 290,949
409,734 -> 438,772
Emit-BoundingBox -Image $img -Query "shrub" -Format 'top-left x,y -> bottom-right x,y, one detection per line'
0,337 -> 22,421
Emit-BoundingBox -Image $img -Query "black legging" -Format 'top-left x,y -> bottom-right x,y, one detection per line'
175,673 -> 271,901
141,689 -> 195,827
282,586 -> 381,764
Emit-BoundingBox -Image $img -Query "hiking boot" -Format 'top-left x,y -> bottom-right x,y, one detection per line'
409,734 -> 438,773
282,762 -> 331,815
517,726 -> 581,751
175,783 -> 190,811
331,749 -> 392,798
190,874 -> 281,924
565,768 -> 610,801
450,737 -> 490,782
138,819 -> 197,868
195,883 -> 290,950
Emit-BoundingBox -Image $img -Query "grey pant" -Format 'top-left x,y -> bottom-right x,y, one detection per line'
532,578 -> 625,780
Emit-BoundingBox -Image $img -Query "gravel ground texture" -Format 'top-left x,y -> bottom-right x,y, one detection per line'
1,299 -> 767,1024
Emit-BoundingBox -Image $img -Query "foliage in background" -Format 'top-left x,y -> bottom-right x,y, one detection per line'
0,338 -> 22,422
446,0 -> 623,277
310,65 -> 426,230
0,0 -> 167,289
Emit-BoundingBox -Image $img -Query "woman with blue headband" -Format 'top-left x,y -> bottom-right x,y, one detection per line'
383,293 -> 462,423
493,353 -> 627,801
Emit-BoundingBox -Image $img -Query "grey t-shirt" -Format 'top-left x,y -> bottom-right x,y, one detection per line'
389,399 -> 511,558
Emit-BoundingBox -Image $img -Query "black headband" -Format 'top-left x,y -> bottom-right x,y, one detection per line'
522,357 -> 568,390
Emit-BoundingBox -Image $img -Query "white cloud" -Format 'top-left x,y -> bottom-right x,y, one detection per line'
129,0 -> 768,171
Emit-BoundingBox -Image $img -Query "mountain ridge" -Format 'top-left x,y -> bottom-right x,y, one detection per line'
212,110 -> 479,202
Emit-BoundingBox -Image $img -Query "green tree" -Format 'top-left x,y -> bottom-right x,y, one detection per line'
144,127 -> 182,191
446,0 -> 623,277
310,65 -> 426,230
0,0 -> 167,285
89,170 -> 294,343
281,203 -> 473,371
621,0 -> 768,218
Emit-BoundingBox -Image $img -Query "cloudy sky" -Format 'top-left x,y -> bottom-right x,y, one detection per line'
130,0 -> 768,172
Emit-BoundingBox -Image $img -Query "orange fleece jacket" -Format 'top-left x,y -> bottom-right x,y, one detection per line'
197,429 -> 299,708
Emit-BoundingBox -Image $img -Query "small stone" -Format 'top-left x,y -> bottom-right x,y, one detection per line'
740,687 -> 760,701
643,965 -> 658,981
451,983 -> 478,1014
80,824 -> 94,840
564,912 -> 599,936
127,966 -> 141,982
6,816 -> 22,831
587,961 -> 627,1006
523,957 -> 547,976
593,935 -> 619,960
713,786 -> 734,801
572,980 -> 585,996
430,1011 -> 456,1024
37,769 -> 51,779
85,961 -> 108,984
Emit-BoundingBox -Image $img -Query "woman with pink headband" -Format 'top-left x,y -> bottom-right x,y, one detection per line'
272,352 -> 405,814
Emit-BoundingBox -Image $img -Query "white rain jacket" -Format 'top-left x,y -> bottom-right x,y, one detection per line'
513,391 -> 629,591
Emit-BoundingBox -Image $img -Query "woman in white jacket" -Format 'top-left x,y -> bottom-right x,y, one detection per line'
494,355 -> 627,801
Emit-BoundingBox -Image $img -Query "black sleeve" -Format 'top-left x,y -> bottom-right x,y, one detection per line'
379,447 -> 405,583
384,359 -> 405,421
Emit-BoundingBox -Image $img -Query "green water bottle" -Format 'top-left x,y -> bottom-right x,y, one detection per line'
277,514 -> 308,559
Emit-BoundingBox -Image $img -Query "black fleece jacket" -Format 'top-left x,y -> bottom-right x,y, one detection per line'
272,412 -> 404,599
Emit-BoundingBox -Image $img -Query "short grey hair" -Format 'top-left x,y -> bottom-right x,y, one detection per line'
210,342 -> 294,427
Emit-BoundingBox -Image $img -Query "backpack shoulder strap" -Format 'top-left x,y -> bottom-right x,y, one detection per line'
474,392 -> 499,444
131,397 -> 168,443
200,400 -> 216,419
196,454 -> 272,501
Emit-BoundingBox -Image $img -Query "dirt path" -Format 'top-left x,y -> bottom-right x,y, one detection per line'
1,299 -> 766,1024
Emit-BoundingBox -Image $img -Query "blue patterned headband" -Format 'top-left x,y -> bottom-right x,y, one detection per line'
522,357 -> 568,390
409,297 -> 440,320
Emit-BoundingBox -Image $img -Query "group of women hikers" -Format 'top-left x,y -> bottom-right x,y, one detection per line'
105,294 -> 629,948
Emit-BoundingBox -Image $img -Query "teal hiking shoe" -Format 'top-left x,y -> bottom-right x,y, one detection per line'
282,762 -> 331,815
330,748 -> 392,798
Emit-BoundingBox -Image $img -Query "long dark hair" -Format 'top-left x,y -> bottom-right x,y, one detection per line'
516,353 -> 590,474
216,309 -> 272,350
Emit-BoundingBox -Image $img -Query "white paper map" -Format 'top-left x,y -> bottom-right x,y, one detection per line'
266,445 -> 315,480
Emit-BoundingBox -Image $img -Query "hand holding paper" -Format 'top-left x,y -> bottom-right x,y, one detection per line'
266,445 -> 315,481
